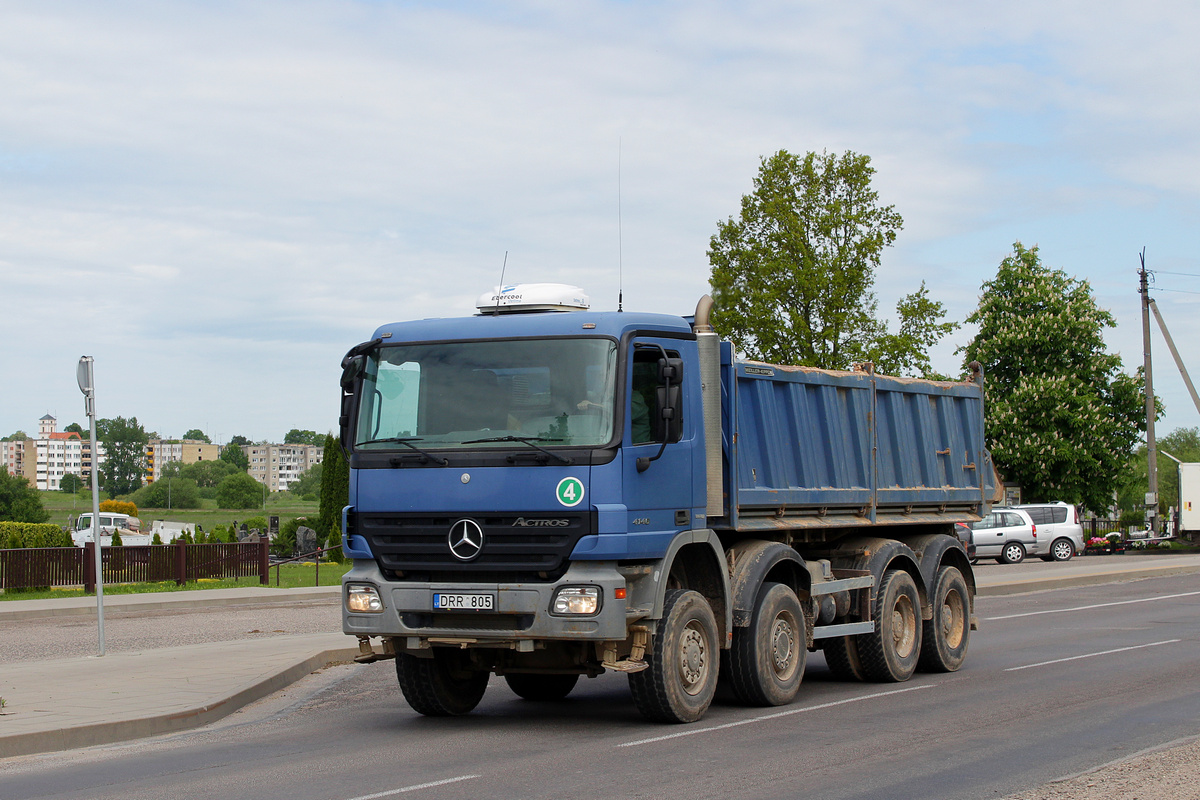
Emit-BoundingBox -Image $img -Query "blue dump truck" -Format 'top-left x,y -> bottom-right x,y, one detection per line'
340,284 -> 995,723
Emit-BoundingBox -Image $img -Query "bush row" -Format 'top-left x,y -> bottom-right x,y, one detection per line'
0,521 -> 72,549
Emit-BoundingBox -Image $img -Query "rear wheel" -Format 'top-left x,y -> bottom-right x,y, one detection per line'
856,569 -> 922,682
396,649 -> 489,716
504,673 -> 579,701
1049,538 -> 1075,562
999,542 -> 1026,564
725,582 -> 807,706
918,566 -> 970,673
822,636 -> 866,681
629,590 -> 719,723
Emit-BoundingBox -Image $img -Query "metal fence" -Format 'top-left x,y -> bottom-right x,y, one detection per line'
0,540 -> 270,592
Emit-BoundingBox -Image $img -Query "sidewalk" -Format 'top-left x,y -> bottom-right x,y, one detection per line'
2,553 -> 1198,760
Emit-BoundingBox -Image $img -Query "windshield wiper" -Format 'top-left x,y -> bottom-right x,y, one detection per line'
460,435 -> 573,465
356,437 -> 449,466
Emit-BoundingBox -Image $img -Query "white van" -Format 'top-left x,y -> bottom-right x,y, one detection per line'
72,512 -> 150,547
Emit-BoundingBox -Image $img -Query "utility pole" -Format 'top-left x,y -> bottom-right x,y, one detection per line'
1140,250 -> 1159,535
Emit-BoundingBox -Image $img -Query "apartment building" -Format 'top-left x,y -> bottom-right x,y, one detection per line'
145,439 -> 223,483
2,416 -> 106,490
242,443 -> 324,492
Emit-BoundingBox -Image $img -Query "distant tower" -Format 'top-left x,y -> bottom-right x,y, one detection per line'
39,414 -> 57,438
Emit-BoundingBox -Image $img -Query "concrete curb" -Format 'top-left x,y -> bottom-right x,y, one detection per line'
0,645 -> 359,759
976,560 -> 1200,597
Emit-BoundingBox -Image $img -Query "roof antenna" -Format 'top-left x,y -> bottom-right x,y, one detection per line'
494,250 -> 508,316
617,138 -> 624,312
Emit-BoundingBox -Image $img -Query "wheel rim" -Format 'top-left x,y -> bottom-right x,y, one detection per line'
678,620 -> 710,695
891,593 -> 917,658
770,611 -> 799,681
1053,540 -> 1072,560
940,587 -> 965,649
1005,545 -> 1023,562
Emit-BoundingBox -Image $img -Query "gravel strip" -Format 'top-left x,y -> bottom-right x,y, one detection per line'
1003,736 -> 1200,800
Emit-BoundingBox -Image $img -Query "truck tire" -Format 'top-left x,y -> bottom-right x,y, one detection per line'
396,650 -> 489,716
505,673 -> 579,701
999,542 -> 1026,564
628,589 -> 719,723
822,636 -> 866,681
856,569 -> 922,682
917,566 -> 969,673
725,582 -> 806,706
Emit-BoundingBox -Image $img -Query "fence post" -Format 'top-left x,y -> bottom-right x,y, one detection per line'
83,541 -> 95,593
258,539 -> 269,585
175,539 -> 187,586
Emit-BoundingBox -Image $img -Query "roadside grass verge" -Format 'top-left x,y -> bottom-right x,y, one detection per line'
0,561 -> 352,601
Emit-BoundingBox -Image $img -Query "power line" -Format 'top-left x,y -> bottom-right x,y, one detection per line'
1151,287 -> 1200,296
1152,269 -> 1200,279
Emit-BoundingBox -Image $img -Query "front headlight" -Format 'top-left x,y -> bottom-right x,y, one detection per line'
552,586 -> 601,615
346,584 -> 383,613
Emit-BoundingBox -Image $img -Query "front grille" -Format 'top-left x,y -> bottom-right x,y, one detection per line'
401,612 -> 534,631
355,511 -> 594,583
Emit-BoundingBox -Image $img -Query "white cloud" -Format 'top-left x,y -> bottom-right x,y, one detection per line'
2,0 -> 1200,440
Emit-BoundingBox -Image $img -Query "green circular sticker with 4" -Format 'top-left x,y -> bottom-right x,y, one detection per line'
556,477 -> 584,507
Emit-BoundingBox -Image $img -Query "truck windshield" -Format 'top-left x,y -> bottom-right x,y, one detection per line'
355,338 -> 618,451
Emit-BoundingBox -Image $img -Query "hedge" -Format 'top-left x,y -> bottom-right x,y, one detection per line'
100,500 -> 139,517
0,522 -> 71,549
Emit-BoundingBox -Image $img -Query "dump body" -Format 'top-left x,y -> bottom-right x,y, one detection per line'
720,342 -> 994,534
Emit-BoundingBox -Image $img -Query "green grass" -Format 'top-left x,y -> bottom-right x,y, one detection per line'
0,561 -> 353,601
40,490 -> 319,531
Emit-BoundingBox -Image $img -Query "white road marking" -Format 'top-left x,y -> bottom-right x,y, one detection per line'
342,774 -> 481,800
985,590 -> 1200,621
1005,639 -> 1181,672
617,684 -> 932,747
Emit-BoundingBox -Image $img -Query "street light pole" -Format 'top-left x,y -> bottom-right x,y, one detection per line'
77,356 -> 105,656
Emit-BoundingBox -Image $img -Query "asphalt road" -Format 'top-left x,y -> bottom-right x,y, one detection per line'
1,574 -> 1198,800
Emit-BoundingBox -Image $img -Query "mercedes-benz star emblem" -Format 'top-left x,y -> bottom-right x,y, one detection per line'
448,519 -> 484,561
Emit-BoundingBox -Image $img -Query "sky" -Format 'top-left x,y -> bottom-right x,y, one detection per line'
3,1 -> 1200,445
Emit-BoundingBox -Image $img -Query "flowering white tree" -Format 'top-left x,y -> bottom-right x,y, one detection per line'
962,242 -> 1148,513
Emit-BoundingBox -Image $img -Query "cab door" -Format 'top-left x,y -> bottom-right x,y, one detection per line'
619,339 -> 694,557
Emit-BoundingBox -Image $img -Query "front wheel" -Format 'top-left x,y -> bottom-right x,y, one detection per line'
396,650 -> 489,716
629,589 -> 719,723
999,542 -> 1026,564
725,582 -> 807,706
856,569 -> 922,682
918,566 -> 970,673
505,673 -> 579,701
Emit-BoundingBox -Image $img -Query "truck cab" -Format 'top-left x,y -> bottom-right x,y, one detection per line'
341,284 -> 988,723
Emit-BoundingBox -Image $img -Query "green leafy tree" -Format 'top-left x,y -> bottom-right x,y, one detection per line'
708,150 -> 954,376
1,431 -> 28,442
97,416 -> 149,498
129,477 -> 202,509
1118,427 -> 1200,516
316,434 -> 348,558
59,473 -> 85,493
229,435 -> 252,447
284,429 -> 325,446
0,467 -> 50,522
865,283 -> 960,379
288,463 -> 323,498
219,442 -> 250,472
962,242 -> 1147,514
162,459 -> 238,488
64,423 -> 85,436
182,429 -> 211,443
215,472 -> 263,509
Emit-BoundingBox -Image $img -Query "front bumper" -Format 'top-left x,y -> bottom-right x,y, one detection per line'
342,559 -> 631,643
